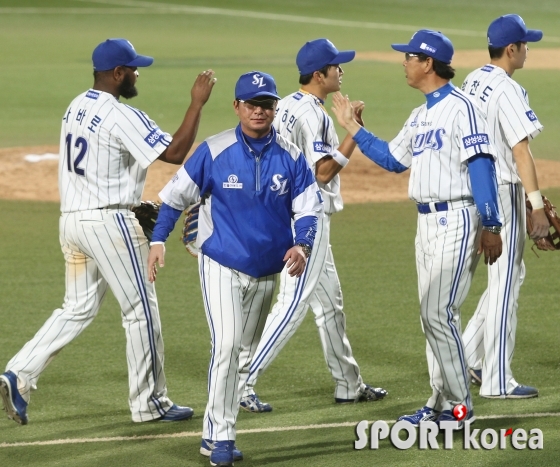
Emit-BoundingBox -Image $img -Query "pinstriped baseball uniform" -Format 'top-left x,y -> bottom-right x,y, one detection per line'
5,89 -> 175,421
241,90 -> 367,402
461,65 -> 543,396
355,83 -> 496,413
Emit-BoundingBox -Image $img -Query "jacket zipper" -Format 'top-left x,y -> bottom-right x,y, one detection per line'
255,155 -> 261,192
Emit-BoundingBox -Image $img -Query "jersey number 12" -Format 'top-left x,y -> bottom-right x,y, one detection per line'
65,133 -> 88,176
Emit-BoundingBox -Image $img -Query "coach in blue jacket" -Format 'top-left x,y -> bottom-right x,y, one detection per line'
148,71 -> 323,467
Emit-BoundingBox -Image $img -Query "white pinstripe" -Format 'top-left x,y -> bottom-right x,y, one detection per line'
421,206 -> 480,412
6,209 -> 171,420
461,64 -> 542,396
5,87 -> 176,421
199,254 -> 277,441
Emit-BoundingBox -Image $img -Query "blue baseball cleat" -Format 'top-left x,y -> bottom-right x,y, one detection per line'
239,393 -> 272,413
201,439 -> 243,461
157,404 -> 194,421
209,440 -> 235,467
397,406 -> 439,427
0,371 -> 28,425
481,384 -> 539,399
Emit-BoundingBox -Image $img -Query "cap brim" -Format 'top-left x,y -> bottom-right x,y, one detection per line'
523,29 -> 543,43
331,50 -> 355,65
391,44 -> 418,54
237,91 -> 280,100
126,54 -> 154,68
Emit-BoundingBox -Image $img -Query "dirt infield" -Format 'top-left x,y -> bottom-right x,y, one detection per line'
355,48 -> 560,70
2,145 -> 560,204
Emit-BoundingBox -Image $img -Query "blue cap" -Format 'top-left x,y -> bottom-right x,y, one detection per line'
487,14 -> 543,48
296,39 -> 355,75
235,71 -> 280,100
92,39 -> 154,71
391,30 -> 454,64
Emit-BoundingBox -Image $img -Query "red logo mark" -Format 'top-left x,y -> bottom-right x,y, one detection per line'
504,428 -> 513,437
452,404 -> 467,421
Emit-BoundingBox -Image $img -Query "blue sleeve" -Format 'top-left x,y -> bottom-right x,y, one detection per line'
353,127 -> 408,173
151,203 -> 183,242
468,154 -> 502,227
294,215 -> 317,248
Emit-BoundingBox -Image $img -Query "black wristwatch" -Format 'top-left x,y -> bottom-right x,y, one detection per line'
296,243 -> 312,258
482,225 -> 502,235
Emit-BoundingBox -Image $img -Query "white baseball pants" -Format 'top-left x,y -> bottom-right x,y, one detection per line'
463,182 -> 525,396
242,215 -> 363,401
419,205 -> 480,412
6,209 -> 172,421
199,254 -> 277,441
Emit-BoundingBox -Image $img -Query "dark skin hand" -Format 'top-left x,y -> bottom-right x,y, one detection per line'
93,66 -> 216,166
478,230 -> 502,265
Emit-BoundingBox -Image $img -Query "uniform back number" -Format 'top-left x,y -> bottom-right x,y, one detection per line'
65,133 -> 88,176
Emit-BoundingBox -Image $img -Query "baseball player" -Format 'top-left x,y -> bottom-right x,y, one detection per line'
460,14 -> 547,398
0,38 -> 216,425
147,71 -> 323,467
331,30 -> 502,427
239,38 -> 388,413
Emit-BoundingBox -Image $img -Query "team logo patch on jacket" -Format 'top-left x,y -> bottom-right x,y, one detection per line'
223,174 -> 243,189
270,174 -> 289,195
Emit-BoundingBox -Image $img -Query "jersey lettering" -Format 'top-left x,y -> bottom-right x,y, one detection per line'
525,110 -> 538,122
270,174 -> 289,195
76,109 -> 87,124
144,128 -> 164,147
88,115 -> 102,133
480,85 -> 493,102
412,128 -> 445,156
65,133 -> 88,176
313,141 -> 332,153
462,133 -> 489,149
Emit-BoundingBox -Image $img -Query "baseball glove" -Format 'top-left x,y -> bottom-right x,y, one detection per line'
182,201 -> 201,257
525,195 -> 560,251
132,201 -> 161,242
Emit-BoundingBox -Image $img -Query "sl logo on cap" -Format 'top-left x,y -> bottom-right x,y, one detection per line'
252,74 -> 266,88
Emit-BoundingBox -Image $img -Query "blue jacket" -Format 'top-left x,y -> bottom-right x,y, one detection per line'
154,125 -> 324,277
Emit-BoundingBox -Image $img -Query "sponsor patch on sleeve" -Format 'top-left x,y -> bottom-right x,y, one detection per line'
313,141 -> 332,153
293,92 -> 303,101
462,133 -> 489,149
86,90 -> 100,100
144,128 -> 165,147
481,65 -> 494,72
525,110 -> 538,122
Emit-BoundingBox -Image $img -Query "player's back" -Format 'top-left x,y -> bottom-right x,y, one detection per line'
461,65 -> 541,184
59,89 -> 169,212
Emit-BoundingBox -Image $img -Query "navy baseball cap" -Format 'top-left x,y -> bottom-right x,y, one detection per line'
487,14 -> 543,48
235,71 -> 280,100
296,39 -> 355,75
391,30 -> 454,64
92,38 -> 154,71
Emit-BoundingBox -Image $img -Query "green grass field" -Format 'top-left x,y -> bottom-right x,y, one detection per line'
1,1 -> 560,466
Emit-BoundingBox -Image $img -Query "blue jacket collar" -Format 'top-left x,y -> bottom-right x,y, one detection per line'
235,124 -> 276,157
425,82 -> 454,109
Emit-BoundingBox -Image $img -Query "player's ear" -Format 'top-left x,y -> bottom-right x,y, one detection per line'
233,99 -> 240,116
113,66 -> 126,83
